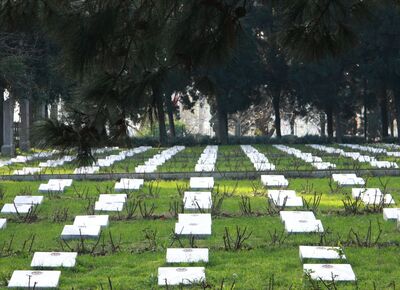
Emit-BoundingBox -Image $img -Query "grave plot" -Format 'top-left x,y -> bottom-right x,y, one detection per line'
135,146 -> 185,173
39,179 -> 73,193
178,213 -> 212,225
13,195 -> 43,205
166,248 -> 209,263
0,218 -> 6,229
1,204 -> 34,214
195,146 -> 218,172
114,178 -> 144,192
351,187 -> 395,205
261,175 -> 288,187
241,145 -> 275,171
299,246 -> 346,261
279,210 -> 324,233
273,145 -> 336,170
383,208 -> 400,220
214,145 -> 256,172
268,190 -> 303,207
303,264 -> 356,281
13,167 -> 43,175
31,252 -> 78,268
95,146 -> 151,169
158,267 -> 206,286
156,146 -> 204,172
174,218 -> 212,237
73,215 -> 109,228
95,194 -> 126,212
332,173 -> 365,186
189,177 -> 214,189
39,155 -> 75,168
183,191 -> 212,211
73,166 -> 100,174
8,270 -> 61,288
341,144 -> 398,168
60,224 -> 101,240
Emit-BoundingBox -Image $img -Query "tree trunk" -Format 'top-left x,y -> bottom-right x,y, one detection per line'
19,98 -> 31,152
0,88 -> 3,146
326,107 -> 334,140
335,109 -> 343,143
272,93 -> 281,138
363,102 -> 368,141
1,94 -> 15,156
320,112 -> 326,137
216,95 -> 228,144
165,94 -> 176,139
152,85 -> 168,145
379,87 -> 389,139
393,90 -> 400,143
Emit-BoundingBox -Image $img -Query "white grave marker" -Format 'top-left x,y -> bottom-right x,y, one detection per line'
303,264 -> 356,281
166,248 -> 209,263
158,267 -> 205,286
31,252 -> 78,268
8,270 -> 61,288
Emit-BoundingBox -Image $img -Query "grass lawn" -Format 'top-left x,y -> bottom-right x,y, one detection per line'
1,176 -> 400,289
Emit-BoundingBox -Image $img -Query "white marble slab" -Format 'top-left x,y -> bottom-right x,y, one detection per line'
31,252 -> 78,268
0,218 -> 6,229
303,264 -> 356,281
38,183 -> 66,193
14,196 -> 43,205
362,193 -> 395,205
1,204 -> 33,214
351,188 -> 381,198
175,222 -> 211,237
98,194 -> 127,203
135,165 -> 157,173
178,214 -> 212,225
94,201 -> 124,212
158,267 -> 205,286
115,178 -> 144,191
60,225 -> 101,239
268,190 -> 303,207
48,179 -> 73,187
166,248 -> 209,263
183,192 -> 212,210
73,215 -> 109,228
195,164 -> 215,172
383,208 -> 400,220
279,211 -> 316,223
189,177 -> 214,189
285,219 -> 324,233
261,175 -> 288,187
299,246 -> 346,260
8,270 -> 61,288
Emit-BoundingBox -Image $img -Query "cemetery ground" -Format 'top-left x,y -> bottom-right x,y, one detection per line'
1,177 -> 400,289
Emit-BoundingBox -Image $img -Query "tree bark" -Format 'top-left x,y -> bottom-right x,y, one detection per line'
320,112 -> 326,137
272,93 -> 281,138
393,90 -> 400,143
326,106 -> 334,140
216,95 -> 228,144
165,94 -> 176,139
152,85 -> 168,145
379,86 -> 389,139
0,88 -> 3,146
363,102 -> 368,141
335,109 -> 343,143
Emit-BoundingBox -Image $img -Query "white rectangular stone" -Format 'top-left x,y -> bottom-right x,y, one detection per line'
261,175 -> 288,187
189,177 -> 214,189
115,178 -> 144,191
195,164 -> 215,172
383,208 -> 400,221
175,222 -> 211,237
8,270 -> 61,288
73,215 -> 109,228
352,188 -> 381,198
299,246 -> 346,260
61,225 -> 101,240
279,211 -> 316,223
14,196 -> 43,205
268,190 -> 303,207
31,252 -> 78,268
1,204 -> 33,214
362,193 -> 395,205
158,267 -> 205,286
303,264 -> 356,281
94,201 -> 124,212
183,192 -> 212,210
98,194 -> 127,203
285,219 -> 324,233
38,183 -> 66,193
48,179 -> 73,187
178,214 -> 212,225
166,248 -> 209,263
0,218 -> 6,229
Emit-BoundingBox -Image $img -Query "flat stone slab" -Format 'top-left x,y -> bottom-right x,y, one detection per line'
38,183 -> 66,193
48,179 -> 73,187
158,267 -> 205,286
189,177 -> 214,189
362,193 -> 395,205
178,214 -> 212,225
98,194 -> 127,203
94,201 -> 124,212
332,174 -> 364,186
175,222 -> 212,237
31,252 -> 78,268
1,204 -> 33,214
0,218 -> 6,229
351,188 -> 381,198
115,178 -> 144,191
166,248 -> 209,263
280,211 -> 316,223
14,196 -> 44,205
383,208 -> 400,221
261,175 -> 288,187
268,190 -> 303,207
73,215 -> 109,228
195,164 -> 215,172
285,219 -> 324,233
303,264 -> 356,281
183,192 -> 212,210
135,165 -> 157,173
8,270 -> 61,288
61,225 -> 101,240
299,246 -> 346,260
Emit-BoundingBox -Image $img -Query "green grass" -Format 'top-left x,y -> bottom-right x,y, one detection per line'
1,177 -> 400,288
